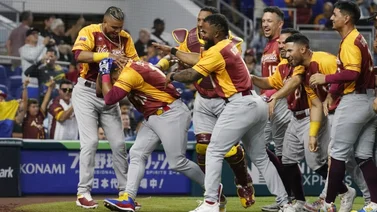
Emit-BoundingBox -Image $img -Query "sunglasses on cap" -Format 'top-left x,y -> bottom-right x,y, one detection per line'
61,88 -> 73,93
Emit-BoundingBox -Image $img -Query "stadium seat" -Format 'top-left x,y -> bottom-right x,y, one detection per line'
13,66 -> 22,76
14,86 -> 23,99
0,65 -> 8,87
9,75 -> 23,98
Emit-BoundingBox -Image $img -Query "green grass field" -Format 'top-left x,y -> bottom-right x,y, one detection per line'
16,196 -> 366,212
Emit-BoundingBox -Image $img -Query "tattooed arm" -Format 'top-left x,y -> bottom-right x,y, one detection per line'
166,68 -> 204,84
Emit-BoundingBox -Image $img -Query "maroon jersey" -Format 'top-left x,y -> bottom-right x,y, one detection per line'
268,59 -> 309,111
177,27 -> 243,98
48,97 -> 64,139
23,111 -> 45,139
114,61 -> 180,119
261,37 -> 280,94
72,24 -> 139,82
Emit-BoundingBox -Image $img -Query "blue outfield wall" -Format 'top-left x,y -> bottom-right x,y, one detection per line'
0,139 -> 364,196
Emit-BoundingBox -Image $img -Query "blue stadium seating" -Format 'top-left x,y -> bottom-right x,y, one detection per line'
9,75 -> 23,97
13,66 -> 22,76
0,65 -> 9,87
0,84 -> 14,100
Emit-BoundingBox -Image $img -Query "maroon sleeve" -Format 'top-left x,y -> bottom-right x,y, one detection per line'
104,86 -> 129,105
74,50 -> 82,61
325,70 -> 360,84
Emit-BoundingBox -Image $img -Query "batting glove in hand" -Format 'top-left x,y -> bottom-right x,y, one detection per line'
99,58 -> 113,75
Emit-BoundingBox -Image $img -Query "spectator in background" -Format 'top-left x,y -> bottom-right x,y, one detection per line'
121,113 -> 136,140
48,80 -> 77,140
0,79 -> 28,138
65,15 -> 86,42
285,0 -> 317,24
98,126 -> 106,140
119,98 -> 139,132
249,26 -> 268,62
22,80 -> 55,139
313,2 -> 333,30
19,28 -> 53,98
244,48 -> 261,94
6,11 -> 33,69
150,18 -> 175,46
50,18 -> 73,62
135,28 -> 151,57
24,48 -> 66,92
144,40 -> 160,65
40,15 -> 56,37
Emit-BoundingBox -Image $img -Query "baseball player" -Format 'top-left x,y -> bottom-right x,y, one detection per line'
308,2 -> 377,211
260,7 -> 293,211
156,13 -> 295,212
71,6 -> 139,209
281,32 -> 374,211
252,28 -> 332,211
155,7 -> 254,209
95,59 -> 205,212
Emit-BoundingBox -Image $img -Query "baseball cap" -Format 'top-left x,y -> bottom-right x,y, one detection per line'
245,48 -> 255,56
152,18 -> 164,28
26,27 -> 40,37
0,90 -> 7,99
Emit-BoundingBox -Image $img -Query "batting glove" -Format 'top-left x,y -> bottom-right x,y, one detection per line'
99,58 -> 113,75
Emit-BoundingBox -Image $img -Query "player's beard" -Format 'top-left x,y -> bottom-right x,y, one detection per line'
204,39 -> 215,50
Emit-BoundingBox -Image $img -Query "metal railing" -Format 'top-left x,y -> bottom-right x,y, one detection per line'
0,55 -> 71,66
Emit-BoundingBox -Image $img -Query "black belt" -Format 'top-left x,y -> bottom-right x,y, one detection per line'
222,90 -> 252,103
292,109 -> 310,120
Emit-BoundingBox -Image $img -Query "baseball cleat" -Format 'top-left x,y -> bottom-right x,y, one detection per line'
322,202 -> 337,212
357,202 -> 377,212
339,186 -> 356,212
236,185 -> 255,208
218,183 -> 227,212
103,193 -> 136,212
76,193 -> 98,209
278,203 -> 295,212
262,202 -> 280,212
189,201 -> 220,212
303,197 -> 324,212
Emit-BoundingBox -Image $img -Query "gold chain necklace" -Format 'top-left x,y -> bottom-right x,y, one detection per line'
100,24 -> 122,49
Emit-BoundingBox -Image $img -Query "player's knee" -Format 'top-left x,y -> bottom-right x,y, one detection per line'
355,157 -> 373,167
224,144 -> 245,164
196,134 -> 211,155
169,155 -> 188,171
129,148 -> 148,162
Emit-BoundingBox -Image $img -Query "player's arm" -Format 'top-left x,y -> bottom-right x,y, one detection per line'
170,68 -> 204,83
270,75 -> 303,100
310,48 -> 361,85
99,59 -> 134,105
251,75 -> 274,90
169,48 -> 223,83
153,42 -> 200,66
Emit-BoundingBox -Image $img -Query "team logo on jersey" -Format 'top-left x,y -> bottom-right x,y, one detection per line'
261,51 -> 278,63
79,36 -> 87,41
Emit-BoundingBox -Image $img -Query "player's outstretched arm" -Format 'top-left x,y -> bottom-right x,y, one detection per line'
166,68 -> 204,84
270,75 -> 302,100
153,42 -> 200,66
250,75 -> 274,90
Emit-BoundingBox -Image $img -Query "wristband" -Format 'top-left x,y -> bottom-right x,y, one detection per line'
309,121 -> 321,137
102,74 -> 111,83
93,52 -> 110,62
157,58 -> 170,70
170,48 -> 178,56
170,73 -> 176,81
